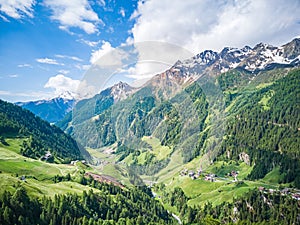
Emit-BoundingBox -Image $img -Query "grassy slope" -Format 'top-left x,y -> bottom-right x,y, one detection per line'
142,136 -> 172,160
0,138 -> 99,197
152,159 -> 280,210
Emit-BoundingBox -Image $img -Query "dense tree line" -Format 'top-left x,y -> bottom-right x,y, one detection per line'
0,99 -> 84,162
217,69 -> 252,91
0,182 -> 175,225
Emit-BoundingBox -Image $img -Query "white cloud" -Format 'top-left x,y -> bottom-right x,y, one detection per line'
89,40 -> 130,68
58,69 -> 69,74
85,41 -> 194,90
75,64 -> 90,71
0,0 -> 35,19
131,0 -> 300,53
36,57 -> 62,65
44,0 -> 102,34
90,41 -> 114,64
0,90 -> 10,95
0,14 -> 9,21
9,74 -> 19,78
18,63 -> 32,68
55,54 -> 83,61
97,0 -> 105,7
78,39 -> 101,47
118,41 -> 193,84
119,7 -> 125,17
44,74 -> 80,95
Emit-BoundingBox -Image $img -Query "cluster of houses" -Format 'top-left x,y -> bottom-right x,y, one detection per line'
204,173 -> 216,182
180,168 -> 218,182
258,187 -> 300,200
180,168 -> 203,180
180,167 -> 239,183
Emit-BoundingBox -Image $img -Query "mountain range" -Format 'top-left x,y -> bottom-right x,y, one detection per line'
2,38 -> 299,224
58,38 -> 299,138
17,39 -> 300,124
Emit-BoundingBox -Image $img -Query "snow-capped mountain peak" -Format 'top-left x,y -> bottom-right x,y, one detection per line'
194,50 -> 219,65
170,38 -> 300,78
58,91 -> 77,100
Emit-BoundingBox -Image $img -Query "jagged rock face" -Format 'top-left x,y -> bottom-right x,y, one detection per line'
282,38 -> 300,60
141,38 -> 300,100
158,38 -> 300,83
100,81 -> 136,101
109,81 -> 136,102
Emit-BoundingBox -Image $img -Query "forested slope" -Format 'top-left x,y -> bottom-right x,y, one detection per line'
0,100 -> 85,162
219,68 -> 300,187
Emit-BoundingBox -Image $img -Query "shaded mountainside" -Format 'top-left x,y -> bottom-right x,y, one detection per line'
59,81 -> 210,166
16,95 -> 75,124
0,99 -> 87,163
56,81 -> 136,130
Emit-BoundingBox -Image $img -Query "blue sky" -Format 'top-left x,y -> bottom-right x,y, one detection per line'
0,0 -> 299,102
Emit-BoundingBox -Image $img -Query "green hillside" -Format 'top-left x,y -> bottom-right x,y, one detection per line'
0,138 -> 176,225
0,100 -> 87,163
219,68 -> 300,187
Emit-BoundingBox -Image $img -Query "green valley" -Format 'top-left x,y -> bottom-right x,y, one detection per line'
1,38 -> 300,224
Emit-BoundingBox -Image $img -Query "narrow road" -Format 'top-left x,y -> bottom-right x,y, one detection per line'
172,213 -> 182,224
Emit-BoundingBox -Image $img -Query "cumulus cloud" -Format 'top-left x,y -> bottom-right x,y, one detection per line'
44,74 -> 80,95
85,41 -> 194,90
44,0 -> 102,34
90,41 -> 114,64
131,0 -> 300,53
36,57 -> 62,65
89,40 -> 129,67
0,0 -> 35,20
123,41 -> 193,82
